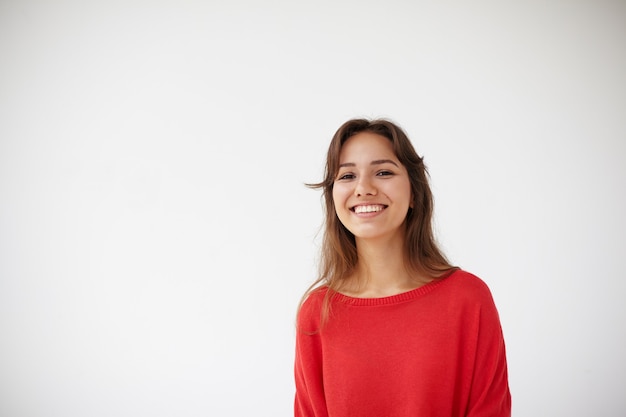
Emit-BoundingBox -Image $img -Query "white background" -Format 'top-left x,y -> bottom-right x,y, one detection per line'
1,1 -> 625,416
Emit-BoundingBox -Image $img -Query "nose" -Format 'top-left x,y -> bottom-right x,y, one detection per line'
355,176 -> 377,197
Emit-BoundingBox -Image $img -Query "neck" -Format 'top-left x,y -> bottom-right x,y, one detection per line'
343,233 -> 428,298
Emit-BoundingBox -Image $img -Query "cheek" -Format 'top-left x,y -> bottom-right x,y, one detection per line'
332,187 -> 352,223
332,186 -> 345,208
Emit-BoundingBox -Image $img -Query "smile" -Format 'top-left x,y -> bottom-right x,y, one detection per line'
352,204 -> 388,214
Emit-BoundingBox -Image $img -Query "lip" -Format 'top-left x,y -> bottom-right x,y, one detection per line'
350,204 -> 388,215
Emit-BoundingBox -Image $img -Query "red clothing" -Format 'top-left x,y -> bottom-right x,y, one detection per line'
294,269 -> 511,417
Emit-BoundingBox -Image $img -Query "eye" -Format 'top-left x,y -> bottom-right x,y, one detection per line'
376,170 -> 394,177
337,173 -> 356,181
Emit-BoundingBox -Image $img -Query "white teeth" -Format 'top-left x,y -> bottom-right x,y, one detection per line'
354,205 -> 385,214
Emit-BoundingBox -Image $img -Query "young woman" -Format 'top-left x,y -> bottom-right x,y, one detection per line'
294,118 -> 511,417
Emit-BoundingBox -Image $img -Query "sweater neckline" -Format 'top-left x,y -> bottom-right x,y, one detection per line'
331,269 -> 459,306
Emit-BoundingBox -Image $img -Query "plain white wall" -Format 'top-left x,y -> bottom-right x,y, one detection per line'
1,1 -> 624,416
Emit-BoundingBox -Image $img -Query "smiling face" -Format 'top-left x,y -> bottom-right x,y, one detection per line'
332,132 -> 413,244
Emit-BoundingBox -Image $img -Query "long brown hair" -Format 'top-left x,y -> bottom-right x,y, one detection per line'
300,118 -> 456,325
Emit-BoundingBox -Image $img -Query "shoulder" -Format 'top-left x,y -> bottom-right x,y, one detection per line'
443,269 -> 498,305
443,270 -> 506,330
296,287 -> 328,333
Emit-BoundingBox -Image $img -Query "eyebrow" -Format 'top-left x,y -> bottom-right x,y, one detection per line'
338,159 -> 399,168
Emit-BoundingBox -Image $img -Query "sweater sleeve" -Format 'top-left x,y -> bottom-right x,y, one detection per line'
465,286 -> 512,417
294,291 -> 328,417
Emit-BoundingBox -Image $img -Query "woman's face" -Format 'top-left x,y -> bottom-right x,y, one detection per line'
332,132 -> 413,243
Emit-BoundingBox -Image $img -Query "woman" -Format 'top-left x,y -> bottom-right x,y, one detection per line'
294,118 -> 511,417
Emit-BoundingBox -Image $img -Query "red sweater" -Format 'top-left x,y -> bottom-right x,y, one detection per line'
294,270 -> 511,417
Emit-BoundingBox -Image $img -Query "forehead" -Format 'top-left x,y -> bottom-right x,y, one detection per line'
340,132 -> 397,161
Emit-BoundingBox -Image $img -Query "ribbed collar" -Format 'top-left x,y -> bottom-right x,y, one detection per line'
331,269 -> 459,306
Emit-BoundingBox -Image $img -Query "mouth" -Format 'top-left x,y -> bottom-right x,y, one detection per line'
351,204 -> 388,214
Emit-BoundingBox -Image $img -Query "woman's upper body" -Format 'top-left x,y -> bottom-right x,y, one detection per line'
294,269 -> 511,417
295,118 -> 511,416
